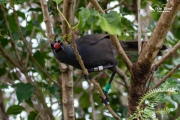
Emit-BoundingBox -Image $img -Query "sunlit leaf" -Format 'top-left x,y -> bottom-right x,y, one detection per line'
172,73 -> 180,78
99,11 -> 122,36
78,8 -> 91,30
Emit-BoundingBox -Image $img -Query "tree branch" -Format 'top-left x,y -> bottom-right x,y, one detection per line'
71,32 -> 89,75
116,67 -> 130,91
104,0 -> 125,12
137,0 -> 142,54
39,0 -> 54,42
138,0 -> 180,65
0,45 -> 23,70
62,0 -> 74,38
88,81 -> 96,120
60,0 -> 75,120
128,1 -> 180,115
0,6 -> 21,62
151,64 -> 180,90
90,79 -> 121,120
152,40 -> 180,71
89,0 -> 133,69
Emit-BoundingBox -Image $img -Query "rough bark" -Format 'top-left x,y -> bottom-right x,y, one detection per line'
61,66 -> 74,120
61,0 -> 75,120
128,0 -> 180,115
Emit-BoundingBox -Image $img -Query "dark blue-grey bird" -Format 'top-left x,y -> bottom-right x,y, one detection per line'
51,34 -> 166,104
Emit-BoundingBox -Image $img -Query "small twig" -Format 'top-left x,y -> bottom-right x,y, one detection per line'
0,6 -> 21,62
56,3 -> 71,28
86,2 -> 93,9
73,71 -> 83,88
116,67 -> 130,91
71,31 -> 89,76
110,35 -> 133,69
90,0 -> 104,13
0,45 -> 23,70
144,2 -> 151,41
90,80 -> 121,120
151,64 -> 180,90
104,0 -> 125,12
145,73 -> 154,92
137,0 -> 142,54
88,81 -> 96,120
152,40 -> 180,71
13,5 -> 60,88
115,79 -> 125,86
86,1 -> 134,69
40,0 -> 54,42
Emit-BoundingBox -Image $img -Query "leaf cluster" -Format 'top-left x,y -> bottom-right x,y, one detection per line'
128,83 -> 178,120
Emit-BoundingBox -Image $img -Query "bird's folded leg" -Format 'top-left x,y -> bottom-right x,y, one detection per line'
100,71 -> 116,105
108,71 -> 116,84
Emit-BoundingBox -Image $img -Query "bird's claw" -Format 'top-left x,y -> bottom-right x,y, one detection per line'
82,74 -> 92,80
100,91 -> 109,105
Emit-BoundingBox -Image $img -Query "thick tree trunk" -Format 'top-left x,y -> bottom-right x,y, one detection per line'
61,0 -> 75,120
128,0 -> 180,115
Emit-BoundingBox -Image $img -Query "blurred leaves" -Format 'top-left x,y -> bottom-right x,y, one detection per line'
78,8 -> 134,38
33,50 -> 46,68
12,83 -> 36,103
28,111 -> 38,120
0,0 -> 6,4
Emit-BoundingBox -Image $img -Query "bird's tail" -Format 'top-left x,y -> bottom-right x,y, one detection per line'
120,40 -> 167,55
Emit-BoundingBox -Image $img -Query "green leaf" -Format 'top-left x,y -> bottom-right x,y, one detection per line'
172,93 -> 180,103
0,37 -> 9,47
55,36 -> 62,41
32,20 -> 39,27
15,0 -> 28,4
13,32 -> 20,40
33,50 -> 45,68
53,0 -> 62,4
78,8 -> 91,30
99,11 -> 121,36
28,8 -> 42,12
172,73 -> 180,78
16,41 -> 24,47
6,105 -> 25,115
0,68 -> 6,76
12,83 -> 36,103
0,84 -> 8,89
28,111 -> 38,120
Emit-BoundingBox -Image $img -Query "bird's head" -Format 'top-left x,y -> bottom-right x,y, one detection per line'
51,40 -> 64,53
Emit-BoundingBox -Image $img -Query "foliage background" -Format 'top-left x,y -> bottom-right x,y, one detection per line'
0,0 -> 180,120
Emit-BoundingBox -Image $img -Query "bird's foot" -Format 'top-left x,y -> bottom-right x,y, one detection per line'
82,74 -> 92,80
100,91 -> 109,105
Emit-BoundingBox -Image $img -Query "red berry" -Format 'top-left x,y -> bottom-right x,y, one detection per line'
54,42 -> 61,49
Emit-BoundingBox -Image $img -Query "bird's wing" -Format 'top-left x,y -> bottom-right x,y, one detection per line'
75,34 -> 109,45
